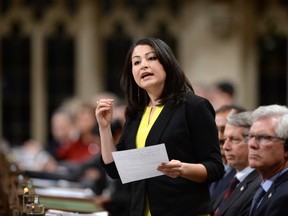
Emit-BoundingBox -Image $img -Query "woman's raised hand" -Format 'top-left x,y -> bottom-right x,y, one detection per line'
95,99 -> 114,128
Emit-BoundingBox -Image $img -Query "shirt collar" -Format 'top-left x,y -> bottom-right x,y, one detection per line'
261,168 -> 288,192
235,167 -> 254,182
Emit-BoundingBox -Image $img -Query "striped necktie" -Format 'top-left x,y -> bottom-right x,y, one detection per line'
214,177 -> 239,216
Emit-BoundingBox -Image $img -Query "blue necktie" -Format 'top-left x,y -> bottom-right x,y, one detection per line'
249,186 -> 266,216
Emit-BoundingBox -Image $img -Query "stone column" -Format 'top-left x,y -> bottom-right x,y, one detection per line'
75,0 -> 103,101
31,26 -> 47,145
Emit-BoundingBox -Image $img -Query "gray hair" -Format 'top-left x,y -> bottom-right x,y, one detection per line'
226,111 -> 252,138
252,105 -> 288,121
227,111 -> 252,128
252,105 -> 288,139
276,114 -> 288,139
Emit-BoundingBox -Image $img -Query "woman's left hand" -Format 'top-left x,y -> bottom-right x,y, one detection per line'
157,159 -> 183,178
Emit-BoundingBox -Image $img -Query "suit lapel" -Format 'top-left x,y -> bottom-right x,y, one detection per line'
220,170 -> 261,214
125,113 -> 142,150
260,170 -> 288,204
145,104 -> 175,147
125,104 -> 176,149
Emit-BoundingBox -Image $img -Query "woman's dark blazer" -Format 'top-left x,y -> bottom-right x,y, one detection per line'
102,93 -> 224,216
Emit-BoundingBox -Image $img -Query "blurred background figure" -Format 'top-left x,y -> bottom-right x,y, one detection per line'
11,139 -> 58,173
53,101 -> 108,194
9,98 -> 109,196
194,83 -> 213,102
211,81 -> 236,111
46,108 -> 78,160
55,102 -> 100,163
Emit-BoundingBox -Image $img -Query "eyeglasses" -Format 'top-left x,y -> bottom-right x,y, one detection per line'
246,134 -> 285,145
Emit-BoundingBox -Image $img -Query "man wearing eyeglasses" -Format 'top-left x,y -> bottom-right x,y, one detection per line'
213,111 -> 262,216
247,104 -> 288,216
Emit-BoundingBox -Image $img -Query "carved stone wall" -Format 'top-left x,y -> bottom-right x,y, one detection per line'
0,0 -> 287,145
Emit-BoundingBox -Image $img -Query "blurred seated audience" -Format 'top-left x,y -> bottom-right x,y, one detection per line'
11,137 -> 108,195
5,93 -> 127,202
46,108 -> 78,160
55,102 -> 100,163
11,139 -> 58,173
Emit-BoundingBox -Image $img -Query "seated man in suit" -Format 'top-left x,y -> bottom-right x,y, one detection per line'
247,105 -> 288,216
210,104 -> 245,202
213,111 -> 262,216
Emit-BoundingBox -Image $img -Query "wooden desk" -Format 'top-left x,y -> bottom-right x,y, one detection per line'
41,196 -> 101,213
34,186 -> 104,213
0,151 -> 106,215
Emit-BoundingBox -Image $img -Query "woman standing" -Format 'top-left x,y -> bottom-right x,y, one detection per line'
95,37 -> 224,216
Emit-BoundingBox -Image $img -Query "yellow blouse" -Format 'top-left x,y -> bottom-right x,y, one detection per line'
136,105 -> 164,148
136,105 -> 164,216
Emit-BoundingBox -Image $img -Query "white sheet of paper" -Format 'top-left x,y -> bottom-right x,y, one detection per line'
46,209 -> 108,216
112,143 -> 169,184
35,187 -> 95,198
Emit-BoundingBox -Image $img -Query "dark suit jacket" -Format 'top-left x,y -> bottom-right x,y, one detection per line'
213,169 -> 262,216
252,170 -> 288,216
210,166 -> 236,203
103,93 -> 224,216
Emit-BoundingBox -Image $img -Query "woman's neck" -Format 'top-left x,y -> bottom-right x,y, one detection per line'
147,90 -> 161,107
148,100 -> 159,107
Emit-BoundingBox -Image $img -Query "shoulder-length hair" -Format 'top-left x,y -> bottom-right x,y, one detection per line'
120,37 -> 194,118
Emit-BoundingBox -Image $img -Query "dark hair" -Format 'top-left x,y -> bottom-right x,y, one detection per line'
215,104 -> 246,114
120,37 -> 194,118
216,81 -> 235,97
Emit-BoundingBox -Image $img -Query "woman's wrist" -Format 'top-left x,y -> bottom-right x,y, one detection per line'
178,162 -> 184,177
